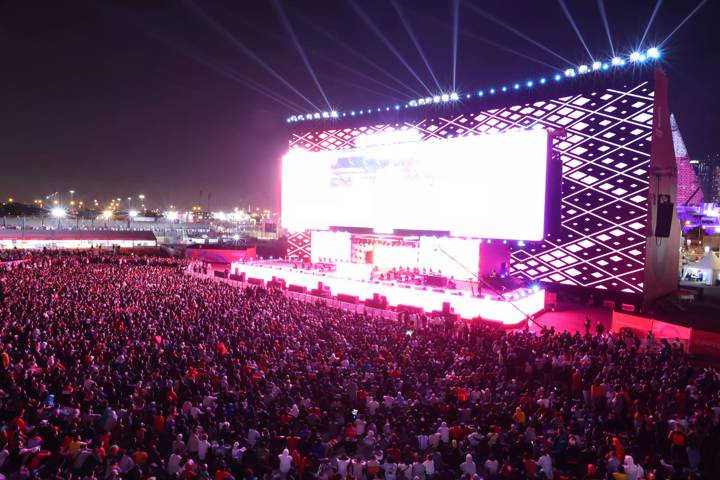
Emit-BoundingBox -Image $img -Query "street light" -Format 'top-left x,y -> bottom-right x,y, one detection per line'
51,207 -> 66,229
127,209 -> 138,229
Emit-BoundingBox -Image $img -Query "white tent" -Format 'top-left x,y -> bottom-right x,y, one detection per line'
682,252 -> 720,285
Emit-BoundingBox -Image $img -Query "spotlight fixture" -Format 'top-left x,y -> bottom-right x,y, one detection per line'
288,50 -> 650,122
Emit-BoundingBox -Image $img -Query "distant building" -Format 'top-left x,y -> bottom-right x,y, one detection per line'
694,154 -> 720,203
672,114 -> 703,205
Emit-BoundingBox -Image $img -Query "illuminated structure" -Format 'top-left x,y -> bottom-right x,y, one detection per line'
672,114 -> 703,205
281,59 -> 680,315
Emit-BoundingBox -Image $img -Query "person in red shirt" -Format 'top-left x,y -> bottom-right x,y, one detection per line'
279,413 -> 293,426
287,435 -> 301,452
387,446 -> 401,463
214,462 -> 233,480
153,413 -> 165,433
344,423 -> 357,440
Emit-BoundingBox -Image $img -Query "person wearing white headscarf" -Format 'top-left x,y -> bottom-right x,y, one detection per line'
537,452 -> 553,479
438,422 -> 450,444
460,454 -> 477,477
231,442 -> 245,461
167,450 -> 182,476
624,455 -> 644,480
278,448 -> 292,475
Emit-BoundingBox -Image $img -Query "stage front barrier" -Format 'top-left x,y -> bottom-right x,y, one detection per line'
230,262 -> 543,326
285,290 -> 399,321
190,266 -> 400,320
610,311 -> 696,355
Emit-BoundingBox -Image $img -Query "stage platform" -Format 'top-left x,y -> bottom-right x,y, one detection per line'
230,261 -> 545,326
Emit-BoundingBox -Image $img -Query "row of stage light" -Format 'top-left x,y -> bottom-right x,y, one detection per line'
286,47 -> 661,124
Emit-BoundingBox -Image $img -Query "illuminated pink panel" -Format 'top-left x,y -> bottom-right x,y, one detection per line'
230,262 -> 544,324
282,129 -> 549,240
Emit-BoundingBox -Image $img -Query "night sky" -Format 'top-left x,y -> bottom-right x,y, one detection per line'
1,0 -> 717,209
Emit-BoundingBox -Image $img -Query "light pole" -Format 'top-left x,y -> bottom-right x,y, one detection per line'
51,207 -> 66,229
128,209 -> 138,229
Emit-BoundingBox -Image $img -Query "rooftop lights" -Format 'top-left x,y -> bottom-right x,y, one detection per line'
287,49 -> 662,123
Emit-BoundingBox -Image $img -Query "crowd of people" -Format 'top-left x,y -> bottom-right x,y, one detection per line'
0,252 -> 719,479
0,249 -> 32,263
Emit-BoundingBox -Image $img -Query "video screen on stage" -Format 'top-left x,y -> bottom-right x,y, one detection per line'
282,128 -> 549,240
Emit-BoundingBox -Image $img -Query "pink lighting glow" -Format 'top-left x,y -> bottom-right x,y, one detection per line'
282,129 -> 549,240
230,262 -> 544,325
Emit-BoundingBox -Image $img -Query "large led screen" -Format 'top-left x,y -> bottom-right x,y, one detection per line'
282,128 -> 549,240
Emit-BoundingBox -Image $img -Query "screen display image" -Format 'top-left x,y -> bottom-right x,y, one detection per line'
282,128 -> 549,240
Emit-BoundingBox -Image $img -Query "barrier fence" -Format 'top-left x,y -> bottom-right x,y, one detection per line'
611,310 -> 720,357
188,267 -> 399,321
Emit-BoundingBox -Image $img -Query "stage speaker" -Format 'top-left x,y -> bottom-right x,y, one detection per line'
654,194 -> 674,238
442,302 -> 451,314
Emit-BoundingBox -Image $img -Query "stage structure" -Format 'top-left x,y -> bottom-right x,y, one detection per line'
271,60 -> 679,323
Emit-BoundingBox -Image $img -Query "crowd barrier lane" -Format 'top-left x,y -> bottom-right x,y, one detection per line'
185,265 -> 399,321
610,311 -> 653,337
610,310 -> 699,354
